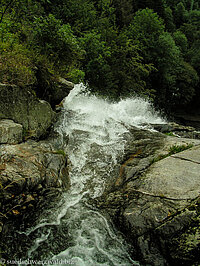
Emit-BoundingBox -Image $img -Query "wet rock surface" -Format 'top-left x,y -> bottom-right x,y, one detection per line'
1,79 -> 200,265
0,81 -> 70,261
96,128 -> 200,265
0,139 -> 69,238
151,121 -> 200,139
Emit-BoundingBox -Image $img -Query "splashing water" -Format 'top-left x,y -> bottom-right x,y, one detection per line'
19,84 -> 165,265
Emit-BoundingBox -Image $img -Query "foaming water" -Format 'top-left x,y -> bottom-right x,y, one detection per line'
19,84 -> 165,265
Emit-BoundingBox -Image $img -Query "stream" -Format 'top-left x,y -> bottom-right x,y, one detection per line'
18,84 -> 165,265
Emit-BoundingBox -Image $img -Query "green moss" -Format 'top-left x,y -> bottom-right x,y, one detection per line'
150,154 -> 168,164
165,132 -> 175,136
55,150 -> 66,157
150,144 -> 194,165
168,144 -> 193,155
171,198 -> 200,261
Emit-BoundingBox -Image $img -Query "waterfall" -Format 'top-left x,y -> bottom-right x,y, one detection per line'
19,84 -> 165,265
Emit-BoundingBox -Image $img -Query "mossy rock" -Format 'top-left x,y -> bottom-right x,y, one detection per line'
0,83 -> 55,138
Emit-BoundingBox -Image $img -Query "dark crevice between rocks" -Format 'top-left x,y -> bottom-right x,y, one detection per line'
171,155 -> 200,165
127,188 -> 193,201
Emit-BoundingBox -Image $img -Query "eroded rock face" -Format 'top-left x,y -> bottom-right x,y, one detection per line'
0,140 -> 69,230
54,77 -> 74,106
96,130 -> 200,265
0,83 -> 55,138
0,119 -> 23,144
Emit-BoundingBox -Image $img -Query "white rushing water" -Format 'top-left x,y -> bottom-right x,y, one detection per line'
21,84 -> 165,266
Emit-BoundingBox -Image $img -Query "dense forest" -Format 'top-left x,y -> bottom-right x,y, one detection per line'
0,0 -> 200,112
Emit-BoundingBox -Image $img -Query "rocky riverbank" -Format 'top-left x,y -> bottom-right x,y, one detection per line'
0,80 -> 73,258
95,125 -> 200,265
1,80 -> 200,264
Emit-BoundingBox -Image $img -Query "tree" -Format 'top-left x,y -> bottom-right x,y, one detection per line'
30,14 -> 82,71
128,8 -> 165,61
174,2 -> 188,27
163,7 -> 176,32
79,30 -> 113,93
0,0 -> 15,23
172,61 -> 199,106
112,0 -> 133,27
173,31 -> 188,54
136,0 -> 165,17
127,8 -> 197,109
42,0 -> 98,34
153,33 -> 198,108
109,31 -> 153,97
151,32 -> 181,106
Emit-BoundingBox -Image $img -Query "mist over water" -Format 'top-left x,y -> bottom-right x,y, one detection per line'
20,84 -> 165,265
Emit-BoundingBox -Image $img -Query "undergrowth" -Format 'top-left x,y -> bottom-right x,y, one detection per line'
151,143 -> 194,164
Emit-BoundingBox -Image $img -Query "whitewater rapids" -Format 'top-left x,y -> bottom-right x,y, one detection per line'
20,83 -> 165,265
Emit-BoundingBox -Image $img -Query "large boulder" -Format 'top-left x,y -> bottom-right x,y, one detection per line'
0,140 -> 69,231
0,83 -> 55,138
54,77 -> 74,106
96,129 -> 200,265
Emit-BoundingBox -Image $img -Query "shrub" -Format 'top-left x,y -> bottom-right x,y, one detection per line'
30,14 -> 82,72
168,144 -> 193,155
0,42 -> 35,86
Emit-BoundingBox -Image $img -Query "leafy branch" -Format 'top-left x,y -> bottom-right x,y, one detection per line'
0,0 -> 16,23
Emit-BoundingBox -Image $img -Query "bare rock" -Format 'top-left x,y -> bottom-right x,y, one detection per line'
96,129 -> 200,265
0,119 -> 22,144
0,140 -> 69,223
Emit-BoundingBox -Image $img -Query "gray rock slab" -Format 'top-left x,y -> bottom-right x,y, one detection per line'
140,145 -> 200,200
0,119 -> 23,144
172,145 -> 200,164
155,136 -> 200,157
0,141 -> 69,193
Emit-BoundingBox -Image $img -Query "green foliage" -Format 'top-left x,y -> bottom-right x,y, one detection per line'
173,31 -> 188,54
163,7 -> 176,32
109,30 -> 154,98
168,144 -> 194,155
55,150 -> 66,157
150,154 -> 168,164
0,14 -> 34,85
113,0 -> 134,27
172,61 -> 198,105
0,0 -> 199,113
66,69 -> 85,84
79,27 -> 154,98
129,8 -> 165,57
174,2 -> 188,27
79,30 -> 112,92
0,41 -> 35,85
164,132 -> 176,136
155,32 -> 180,68
30,14 -> 82,69
46,0 -> 97,33
151,143 -> 194,164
